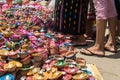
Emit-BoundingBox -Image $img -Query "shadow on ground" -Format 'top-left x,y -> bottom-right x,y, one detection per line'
76,40 -> 120,59
105,49 -> 120,59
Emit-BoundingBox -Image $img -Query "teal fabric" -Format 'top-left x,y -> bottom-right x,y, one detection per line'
17,0 -> 22,3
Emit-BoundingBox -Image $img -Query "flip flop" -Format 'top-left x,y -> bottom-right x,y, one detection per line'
80,48 -> 105,57
104,47 -> 117,53
92,53 -> 105,57
80,48 -> 94,56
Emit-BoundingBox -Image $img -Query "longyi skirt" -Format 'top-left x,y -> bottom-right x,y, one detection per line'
54,0 -> 88,35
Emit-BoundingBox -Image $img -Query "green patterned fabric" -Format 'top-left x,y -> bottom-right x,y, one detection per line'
17,0 -> 22,3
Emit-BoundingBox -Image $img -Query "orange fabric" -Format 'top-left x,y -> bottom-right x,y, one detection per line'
23,0 -> 29,4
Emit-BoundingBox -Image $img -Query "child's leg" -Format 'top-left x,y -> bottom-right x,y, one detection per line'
116,20 -> 120,44
80,19 -> 107,55
80,0 -> 116,55
105,17 -> 117,52
105,0 -> 117,52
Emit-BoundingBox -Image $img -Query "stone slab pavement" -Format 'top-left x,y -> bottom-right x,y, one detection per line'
76,39 -> 120,80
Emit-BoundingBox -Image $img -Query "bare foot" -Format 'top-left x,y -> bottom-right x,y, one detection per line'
86,46 -> 105,55
105,43 -> 117,53
80,46 -> 105,56
118,36 -> 120,40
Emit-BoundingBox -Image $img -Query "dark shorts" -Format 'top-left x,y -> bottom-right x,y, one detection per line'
115,0 -> 120,20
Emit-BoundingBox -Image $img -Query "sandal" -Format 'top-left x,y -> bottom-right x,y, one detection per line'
71,36 -> 87,46
80,48 -> 105,57
80,48 -> 93,56
104,47 -> 117,53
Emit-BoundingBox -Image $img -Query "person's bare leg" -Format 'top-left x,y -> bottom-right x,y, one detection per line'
85,19 -> 94,40
117,20 -> 120,40
105,17 -> 117,52
81,19 -> 107,55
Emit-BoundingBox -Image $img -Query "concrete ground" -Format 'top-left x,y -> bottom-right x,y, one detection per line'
76,36 -> 120,80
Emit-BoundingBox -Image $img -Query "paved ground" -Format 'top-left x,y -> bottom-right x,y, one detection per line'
76,35 -> 120,80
